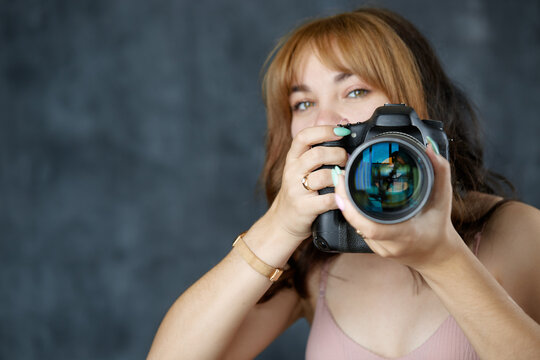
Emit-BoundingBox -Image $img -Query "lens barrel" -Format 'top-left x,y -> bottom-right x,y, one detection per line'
345,133 -> 433,224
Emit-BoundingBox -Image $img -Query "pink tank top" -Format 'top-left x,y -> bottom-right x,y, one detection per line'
305,234 -> 483,360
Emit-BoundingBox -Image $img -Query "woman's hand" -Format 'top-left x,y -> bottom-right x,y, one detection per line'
334,144 -> 462,270
266,125 -> 348,246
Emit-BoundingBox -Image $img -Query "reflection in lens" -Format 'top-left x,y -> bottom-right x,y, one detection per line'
348,140 -> 429,222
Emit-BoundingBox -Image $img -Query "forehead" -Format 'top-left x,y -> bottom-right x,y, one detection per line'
289,42 -> 353,88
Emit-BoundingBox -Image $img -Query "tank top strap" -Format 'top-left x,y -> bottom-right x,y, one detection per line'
318,259 -> 332,297
473,221 -> 488,257
471,198 -> 512,257
473,231 -> 482,256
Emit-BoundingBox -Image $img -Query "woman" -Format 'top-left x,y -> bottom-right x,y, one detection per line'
148,8 -> 540,359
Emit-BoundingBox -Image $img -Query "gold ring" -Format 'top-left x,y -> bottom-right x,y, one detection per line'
301,174 -> 315,191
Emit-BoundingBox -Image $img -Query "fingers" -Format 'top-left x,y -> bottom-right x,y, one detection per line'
303,169 -> 335,191
301,146 -> 348,173
425,144 -> 453,212
283,126 -> 348,195
308,192 -> 340,213
287,125 -> 344,160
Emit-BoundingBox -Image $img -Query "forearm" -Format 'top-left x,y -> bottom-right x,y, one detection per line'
420,235 -> 540,360
147,216 -> 298,360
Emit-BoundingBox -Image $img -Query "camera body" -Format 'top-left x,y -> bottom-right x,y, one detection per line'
312,104 -> 449,253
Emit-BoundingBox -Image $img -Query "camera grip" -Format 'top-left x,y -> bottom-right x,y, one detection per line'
312,172 -> 373,253
312,205 -> 373,253
310,140 -> 373,253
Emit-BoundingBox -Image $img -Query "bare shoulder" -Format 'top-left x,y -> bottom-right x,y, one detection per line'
482,200 -> 540,253
479,200 -> 540,321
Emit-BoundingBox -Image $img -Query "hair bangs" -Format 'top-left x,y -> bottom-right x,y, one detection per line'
282,20 -> 384,98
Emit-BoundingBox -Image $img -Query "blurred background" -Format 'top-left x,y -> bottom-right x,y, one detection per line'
1,0 -> 539,359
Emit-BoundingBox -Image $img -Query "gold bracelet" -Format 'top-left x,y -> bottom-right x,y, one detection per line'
232,232 -> 283,282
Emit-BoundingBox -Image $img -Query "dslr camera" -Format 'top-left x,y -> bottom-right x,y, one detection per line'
312,104 -> 449,253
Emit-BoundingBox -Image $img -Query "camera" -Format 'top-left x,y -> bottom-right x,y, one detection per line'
312,104 -> 449,253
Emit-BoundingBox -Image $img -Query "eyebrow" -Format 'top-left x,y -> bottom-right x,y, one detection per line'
335,72 -> 353,82
290,72 -> 354,93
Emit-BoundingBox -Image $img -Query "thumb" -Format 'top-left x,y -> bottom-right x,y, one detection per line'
425,143 -> 453,212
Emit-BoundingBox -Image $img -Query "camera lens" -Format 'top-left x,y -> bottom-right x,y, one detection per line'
345,134 -> 433,224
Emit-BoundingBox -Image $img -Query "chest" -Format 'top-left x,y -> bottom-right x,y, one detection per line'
307,255 -> 451,358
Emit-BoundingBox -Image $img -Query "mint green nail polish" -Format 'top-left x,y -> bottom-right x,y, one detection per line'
331,168 -> 339,187
426,136 -> 440,155
333,127 -> 351,137
334,166 -> 342,175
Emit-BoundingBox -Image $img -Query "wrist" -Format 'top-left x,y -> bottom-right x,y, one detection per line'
266,199 -> 312,245
415,229 -> 471,282
233,233 -> 284,282
241,211 -> 305,269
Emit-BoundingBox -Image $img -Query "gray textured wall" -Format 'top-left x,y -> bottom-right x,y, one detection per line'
1,0 -> 539,359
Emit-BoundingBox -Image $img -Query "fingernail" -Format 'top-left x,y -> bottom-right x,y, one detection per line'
333,127 -> 351,137
331,167 -> 340,187
335,194 -> 345,211
426,136 -> 440,155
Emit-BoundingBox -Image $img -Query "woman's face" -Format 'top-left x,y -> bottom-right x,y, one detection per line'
289,53 -> 391,137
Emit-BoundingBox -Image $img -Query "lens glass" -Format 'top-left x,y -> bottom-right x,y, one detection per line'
348,141 -> 427,219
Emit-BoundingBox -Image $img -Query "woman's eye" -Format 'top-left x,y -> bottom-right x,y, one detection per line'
347,89 -> 370,98
293,101 -> 315,111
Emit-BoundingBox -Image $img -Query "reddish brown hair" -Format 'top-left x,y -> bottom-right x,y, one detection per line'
258,8 -> 514,302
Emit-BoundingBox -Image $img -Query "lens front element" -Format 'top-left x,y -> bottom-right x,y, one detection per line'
346,135 -> 433,223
